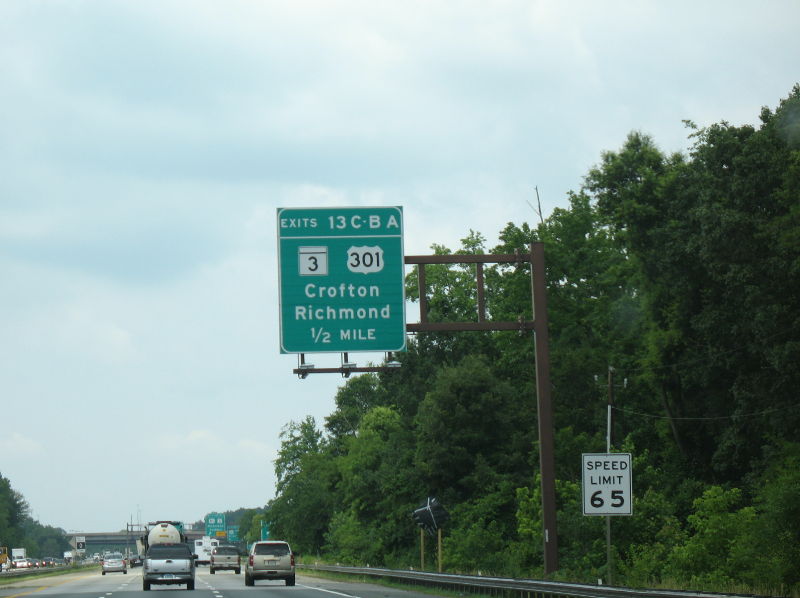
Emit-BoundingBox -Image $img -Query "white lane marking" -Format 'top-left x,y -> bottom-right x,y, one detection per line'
298,585 -> 358,598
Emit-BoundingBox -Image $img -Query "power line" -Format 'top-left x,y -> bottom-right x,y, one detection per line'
616,328 -> 796,377
612,403 -> 800,421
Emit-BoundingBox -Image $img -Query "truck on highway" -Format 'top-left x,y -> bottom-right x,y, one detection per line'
10,548 -> 26,568
141,522 -> 196,591
0,547 -> 8,571
192,536 -> 220,566
143,521 -> 185,549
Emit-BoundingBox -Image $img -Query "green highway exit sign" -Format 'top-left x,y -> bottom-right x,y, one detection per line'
277,206 -> 406,354
205,512 -> 226,537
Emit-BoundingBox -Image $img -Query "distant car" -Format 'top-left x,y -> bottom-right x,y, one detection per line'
102,553 -> 127,575
12,557 -> 29,569
210,545 -> 240,574
244,541 -> 295,586
41,557 -> 56,567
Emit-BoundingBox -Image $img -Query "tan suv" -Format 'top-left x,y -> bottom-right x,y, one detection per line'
244,541 -> 295,586
210,545 -> 240,575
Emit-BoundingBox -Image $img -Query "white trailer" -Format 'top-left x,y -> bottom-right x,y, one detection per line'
192,536 -> 219,565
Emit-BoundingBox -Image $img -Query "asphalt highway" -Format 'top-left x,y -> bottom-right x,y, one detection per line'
0,568 -> 439,598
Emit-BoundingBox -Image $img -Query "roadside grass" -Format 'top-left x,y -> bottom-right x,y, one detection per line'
299,567 -> 494,598
648,577 -> 797,598
298,566 -> 797,598
0,564 -> 100,586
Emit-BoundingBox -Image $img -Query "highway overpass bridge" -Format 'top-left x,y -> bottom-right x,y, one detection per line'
71,529 -> 206,555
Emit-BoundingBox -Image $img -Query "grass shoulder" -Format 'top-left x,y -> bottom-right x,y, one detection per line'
298,566 -> 493,598
0,564 -> 100,586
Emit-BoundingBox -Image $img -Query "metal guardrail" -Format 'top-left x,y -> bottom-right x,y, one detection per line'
298,563 -> 772,598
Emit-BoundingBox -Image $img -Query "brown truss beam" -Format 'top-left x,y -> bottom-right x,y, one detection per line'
404,252 -> 527,264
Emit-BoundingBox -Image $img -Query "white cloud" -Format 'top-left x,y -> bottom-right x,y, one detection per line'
1,0 -> 798,532
237,439 -> 277,462
152,429 -> 223,453
0,432 -> 45,456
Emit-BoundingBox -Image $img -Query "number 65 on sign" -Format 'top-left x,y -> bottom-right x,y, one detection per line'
582,453 -> 632,516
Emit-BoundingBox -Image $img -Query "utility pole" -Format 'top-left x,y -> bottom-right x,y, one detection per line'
607,366 -> 615,451
606,366 -> 615,585
531,242 -> 558,574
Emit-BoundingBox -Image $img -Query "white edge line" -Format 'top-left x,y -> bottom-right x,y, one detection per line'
298,584 -> 360,598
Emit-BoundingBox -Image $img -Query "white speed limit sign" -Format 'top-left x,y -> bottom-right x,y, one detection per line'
582,453 -> 632,516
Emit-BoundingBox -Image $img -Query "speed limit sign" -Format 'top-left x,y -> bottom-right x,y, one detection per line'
582,453 -> 632,515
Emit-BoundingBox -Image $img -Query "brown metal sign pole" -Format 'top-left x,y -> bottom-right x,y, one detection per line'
420,528 -> 425,570
437,527 -> 443,573
531,242 -> 558,574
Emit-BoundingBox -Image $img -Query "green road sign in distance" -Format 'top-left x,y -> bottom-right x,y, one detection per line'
205,513 -> 226,537
227,526 -> 239,542
278,206 -> 406,353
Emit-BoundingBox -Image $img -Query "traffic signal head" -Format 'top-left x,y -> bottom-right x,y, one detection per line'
411,497 -> 449,535
428,497 -> 450,528
412,504 -> 435,535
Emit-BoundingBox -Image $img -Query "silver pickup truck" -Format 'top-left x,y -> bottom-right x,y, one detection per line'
143,544 -> 196,591
210,545 -> 241,574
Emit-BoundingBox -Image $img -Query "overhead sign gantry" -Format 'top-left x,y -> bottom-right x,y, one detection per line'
276,206 -> 558,574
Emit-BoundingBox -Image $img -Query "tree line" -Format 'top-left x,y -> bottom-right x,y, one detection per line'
264,86 -> 800,595
0,472 -> 71,558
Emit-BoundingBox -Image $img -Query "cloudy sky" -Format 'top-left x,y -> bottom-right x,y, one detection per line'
1,0 -> 798,534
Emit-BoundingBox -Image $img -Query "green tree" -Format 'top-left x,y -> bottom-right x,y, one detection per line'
238,509 -> 264,544
324,374 -> 384,451
323,509 -> 380,565
274,416 -> 322,493
330,406 -> 420,566
0,474 -> 28,549
268,417 -> 338,555
664,486 -> 758,587
414,355 -> 531,500
740,441 -> 800,591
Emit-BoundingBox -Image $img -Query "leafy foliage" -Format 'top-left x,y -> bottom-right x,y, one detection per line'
0,472 -> 70,557
266,87 -> 800,595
